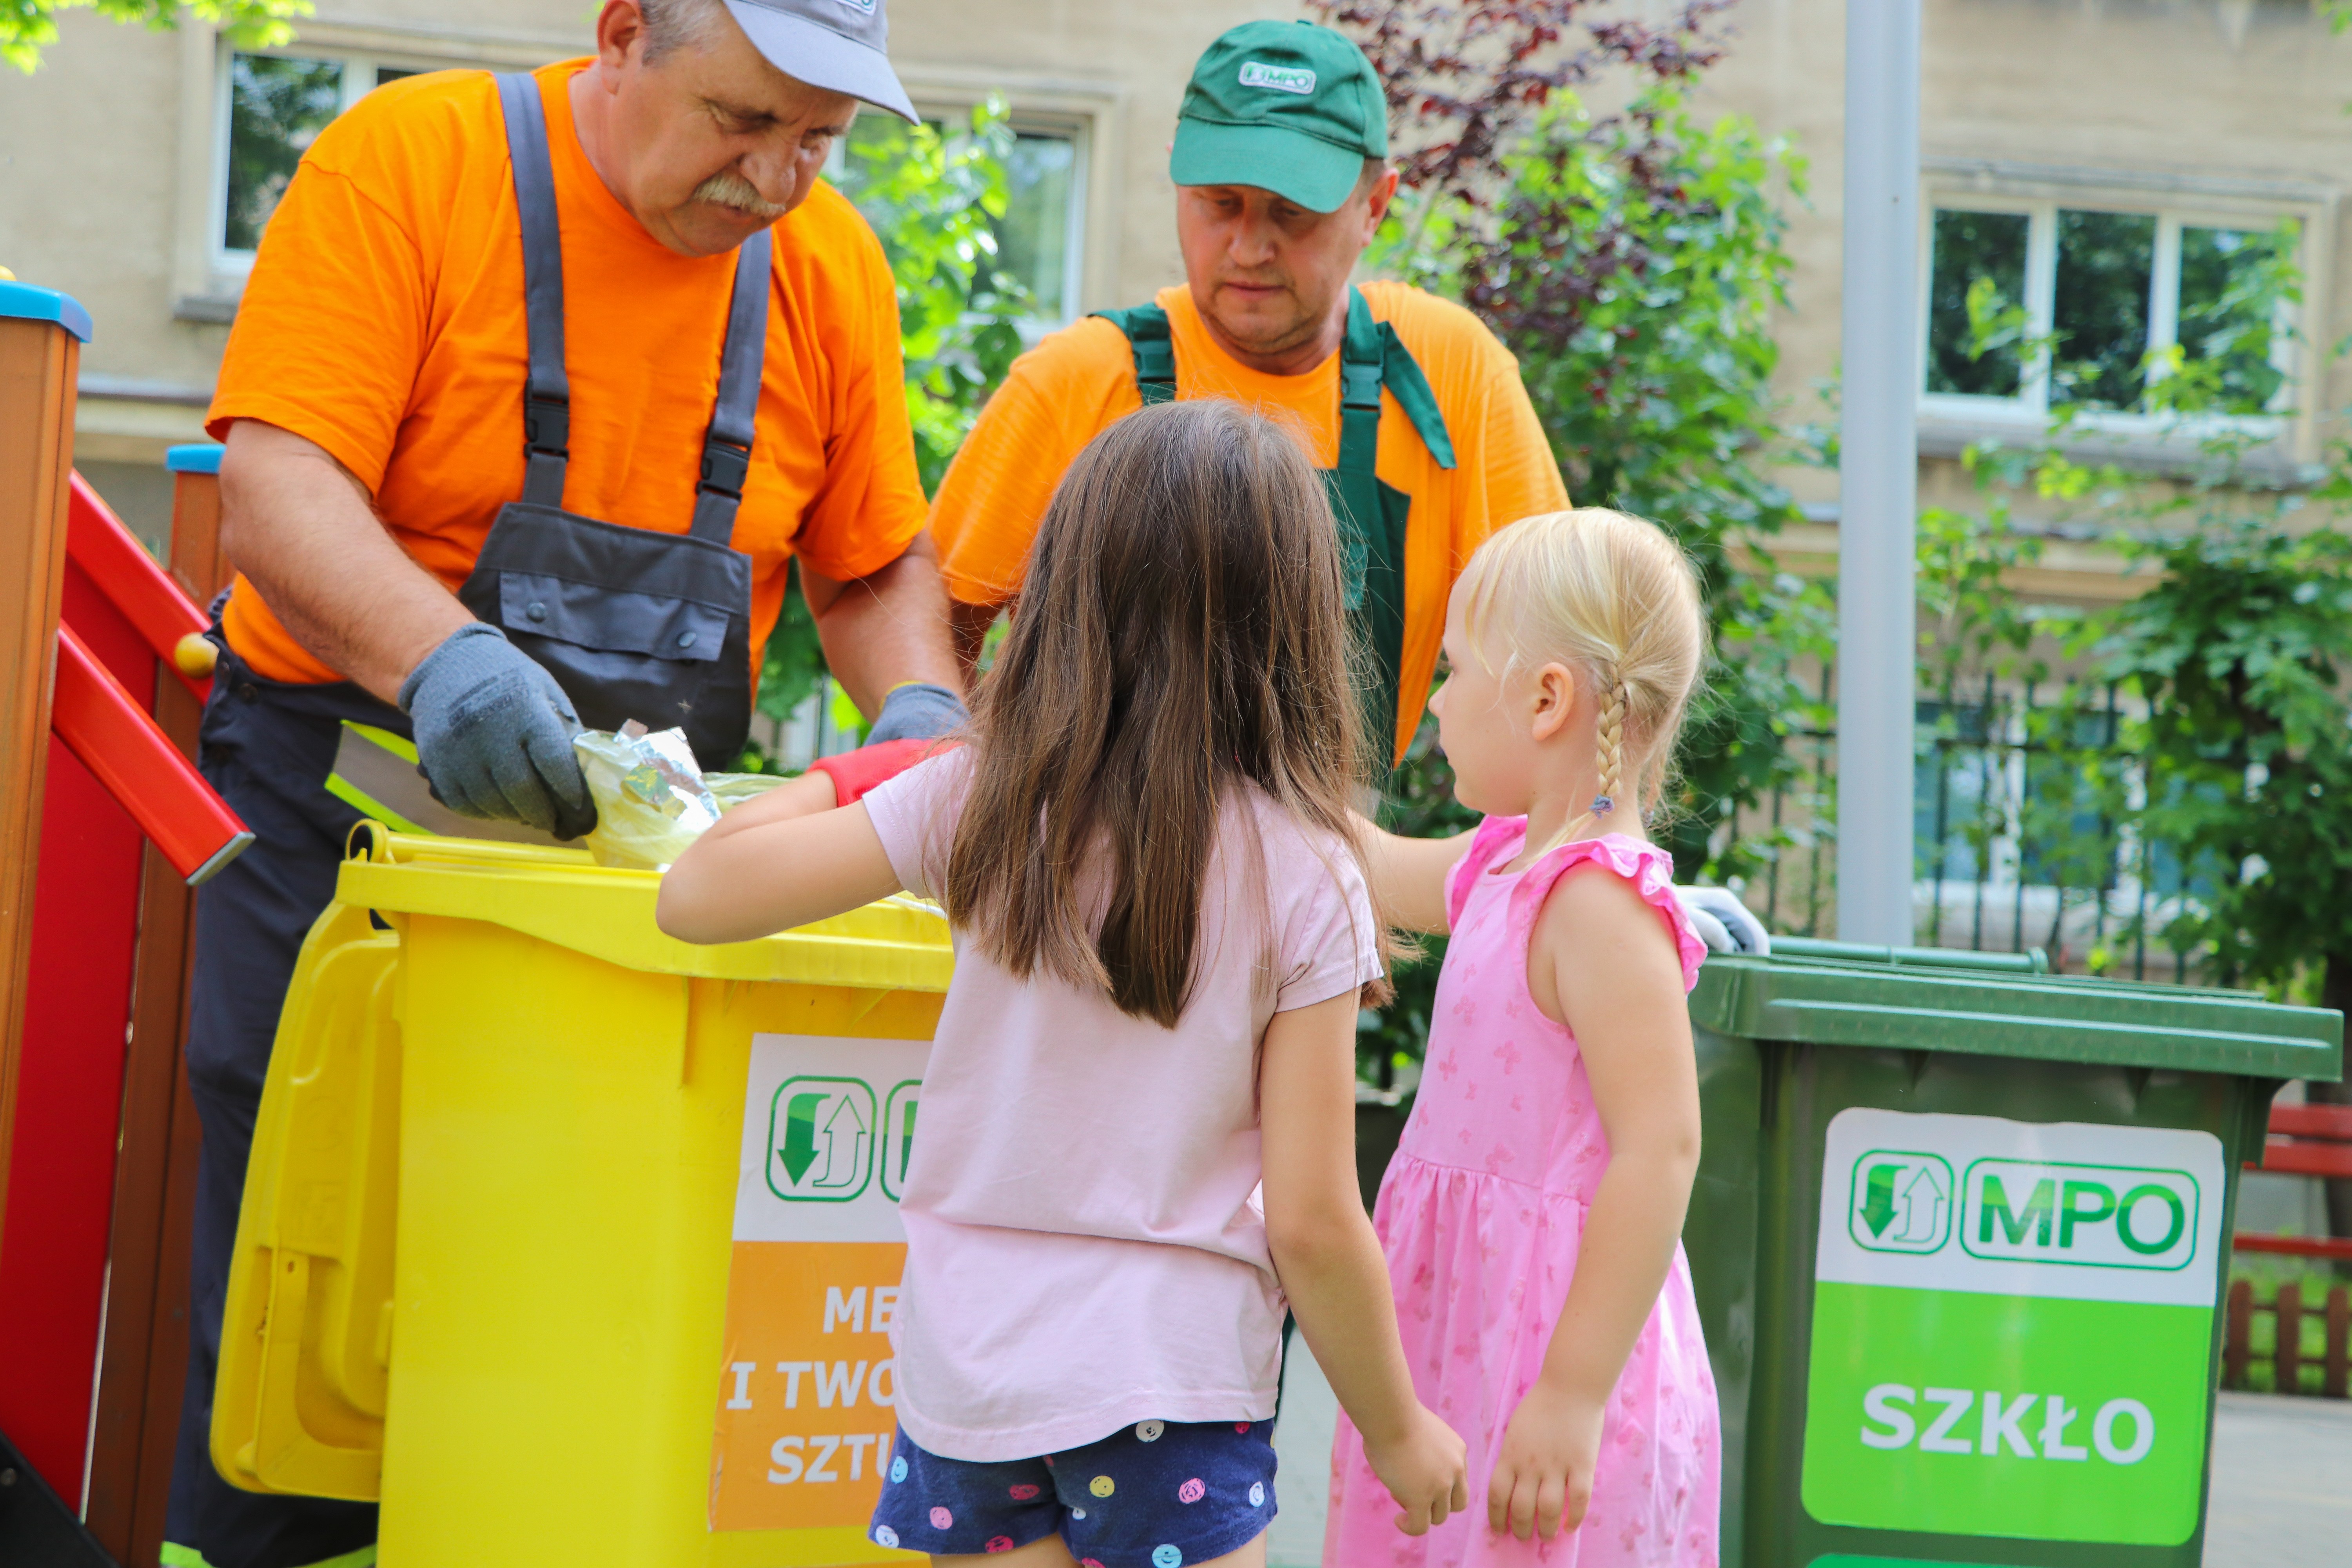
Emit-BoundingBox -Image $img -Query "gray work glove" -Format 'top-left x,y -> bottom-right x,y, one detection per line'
866,681 -> 969,745
399,621 -> 597,840
1675,884 -> 1772,956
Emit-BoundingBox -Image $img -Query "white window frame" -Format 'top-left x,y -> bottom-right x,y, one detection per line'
211,37 -> 495,276
995,109 -> 1091,334
830,101 -> 1092,335
173,33 -> 1125,328
887,64 -> 1125,325
174,23 -> 569,316
1917,195 -> 2303,441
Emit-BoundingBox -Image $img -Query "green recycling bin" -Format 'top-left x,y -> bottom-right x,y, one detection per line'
1681,938 -> 2342,1568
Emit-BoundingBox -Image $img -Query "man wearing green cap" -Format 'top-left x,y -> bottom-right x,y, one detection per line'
928,18 -> 1567,766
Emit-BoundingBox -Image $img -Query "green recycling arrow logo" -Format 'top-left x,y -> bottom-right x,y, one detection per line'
1847,1149 -> 1955,1254
765,1076 -> 876,1203
879,1080 -> 921,1202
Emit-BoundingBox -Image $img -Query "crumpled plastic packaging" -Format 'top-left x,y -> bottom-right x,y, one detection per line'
572,720 -> 782,870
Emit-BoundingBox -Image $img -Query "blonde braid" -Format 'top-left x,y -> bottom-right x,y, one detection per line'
1593,675 -> 1629,820
1455,506 -> 1705,846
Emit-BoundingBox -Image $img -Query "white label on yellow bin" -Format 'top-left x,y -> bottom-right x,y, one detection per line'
710,1033 -> 929,1534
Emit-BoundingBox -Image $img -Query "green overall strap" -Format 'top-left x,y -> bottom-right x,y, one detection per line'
1335,293 -> 1456,764
1376,319 -> 1456,470
1093,291 -> 1457,766
1327,288 -> 1406,757
1089,304 -> 1176,406
1328,287 -> 1385,610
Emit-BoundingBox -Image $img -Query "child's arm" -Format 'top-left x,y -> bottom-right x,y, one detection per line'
1261,991 -> 1468,1535
1350,816 -> 1475,934
1487,866 -> 1702,1542
656,775 -> 902,945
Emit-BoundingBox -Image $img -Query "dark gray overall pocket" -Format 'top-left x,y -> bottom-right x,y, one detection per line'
458,501 -> 756,768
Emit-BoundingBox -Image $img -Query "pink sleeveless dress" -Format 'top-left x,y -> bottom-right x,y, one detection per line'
1325,822 -> 1721,1567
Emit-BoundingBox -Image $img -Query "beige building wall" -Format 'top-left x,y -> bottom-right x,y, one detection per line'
1691,0 -> 2352,589
4,0 -> 2350,580
0,0 -> 1308,547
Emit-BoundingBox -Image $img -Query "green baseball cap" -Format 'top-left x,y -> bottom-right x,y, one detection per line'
1169,20 -> 1389,214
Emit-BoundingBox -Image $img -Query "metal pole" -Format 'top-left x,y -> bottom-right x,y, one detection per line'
1836,0 -> 1922,944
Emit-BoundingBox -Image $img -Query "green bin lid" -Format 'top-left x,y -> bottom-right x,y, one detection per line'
1693,941 -> 2342,1080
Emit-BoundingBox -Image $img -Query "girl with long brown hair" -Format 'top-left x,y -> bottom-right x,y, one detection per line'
661,399 -> 1466,1568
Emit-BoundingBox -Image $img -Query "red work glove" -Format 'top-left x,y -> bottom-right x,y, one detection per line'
805,737 -> 960,808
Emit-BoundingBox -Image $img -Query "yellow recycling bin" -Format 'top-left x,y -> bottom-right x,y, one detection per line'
215,826 -> 953,1566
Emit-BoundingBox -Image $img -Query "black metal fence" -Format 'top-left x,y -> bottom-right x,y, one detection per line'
1746,680 -> 2207,983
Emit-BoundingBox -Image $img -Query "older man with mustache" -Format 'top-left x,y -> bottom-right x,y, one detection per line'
170,2 -> 960,1563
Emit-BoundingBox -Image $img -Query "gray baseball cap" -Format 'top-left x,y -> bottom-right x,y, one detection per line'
721,0 -> 918,124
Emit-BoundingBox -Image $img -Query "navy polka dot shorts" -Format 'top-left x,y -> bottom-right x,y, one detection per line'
869,1418 -> 1277,1566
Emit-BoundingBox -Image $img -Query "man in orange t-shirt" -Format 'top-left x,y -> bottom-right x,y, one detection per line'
171,3 -> 958,1563
930,20 -> 1568,768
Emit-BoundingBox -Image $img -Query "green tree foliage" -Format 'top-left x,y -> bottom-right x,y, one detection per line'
748,100 -> 1030,761
1,0 -> 303,73
1883,196 -> 2322,960
1346,87 -> 1829,1076
2090,520 -> 2352,1000
1910,210 -> 2316,975
1467,88 -> 1825,883
1325,0 -> 1825,882
2084,511 -> 2352,1241
1312,2 -> 1822,1078
834,98 -> 1033,492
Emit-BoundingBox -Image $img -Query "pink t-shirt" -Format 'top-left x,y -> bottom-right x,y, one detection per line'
862,750 -> 1384,1460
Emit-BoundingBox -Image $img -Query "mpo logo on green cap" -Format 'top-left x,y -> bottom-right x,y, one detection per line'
1171,20 -> 1388,213
1240,61 -> 1316,95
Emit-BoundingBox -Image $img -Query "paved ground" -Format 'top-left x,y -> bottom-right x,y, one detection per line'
1268,1337 -> 1339,1568
2205,1390 -> 2352,1566
1274,1350 -> 2352,1564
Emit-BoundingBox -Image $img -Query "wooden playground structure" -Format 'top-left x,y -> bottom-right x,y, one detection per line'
0,280 -> 251,1564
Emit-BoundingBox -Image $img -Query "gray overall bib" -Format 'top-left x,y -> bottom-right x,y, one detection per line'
166,74 -> 780,1568
457,72 -> 772,770
1091,288 -> 1456,755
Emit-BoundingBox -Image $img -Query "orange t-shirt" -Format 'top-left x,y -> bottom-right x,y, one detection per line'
209,61 -> 927,685
927,282 -> 1569,762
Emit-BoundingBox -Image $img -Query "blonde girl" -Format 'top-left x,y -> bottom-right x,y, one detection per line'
661,399 -> 1468,1568
1327,508 -> 1721,1566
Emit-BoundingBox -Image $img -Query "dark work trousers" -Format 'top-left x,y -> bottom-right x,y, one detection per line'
166,648 -> 405,1568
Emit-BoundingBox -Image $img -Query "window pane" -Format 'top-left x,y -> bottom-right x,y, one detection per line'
2178,225 -> 2288,414
1926,209 -> 2029,397
2018,707 -> 2118,891
375,65 -> 420,87
2051,210 -> 2155,410
996,131 -> 1075,321
835,116 -> 1075,323
225,54 -> 345,252
1915,701 -> 1996,883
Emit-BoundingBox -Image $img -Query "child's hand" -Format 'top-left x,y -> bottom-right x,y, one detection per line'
1487,1382 -> 1604,1541
1365,1403 -> 1470,1536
